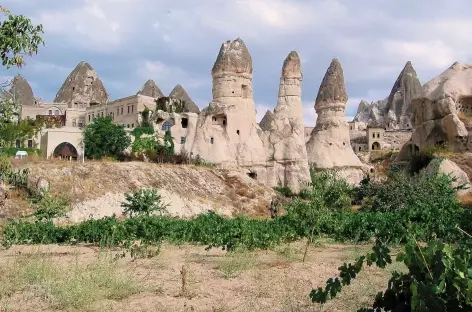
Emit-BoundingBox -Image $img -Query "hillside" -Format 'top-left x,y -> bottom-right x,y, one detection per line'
5,160 -> 275,222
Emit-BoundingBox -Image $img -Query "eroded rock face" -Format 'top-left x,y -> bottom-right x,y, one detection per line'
169,85 -> 200,114
8,75 -> 35,106
385,61 -> 422,129
259,110 -> 274,131
54,61 -> 109,107
137,80 -> 164,98
352,61 -> 420,130
306,59 -> 364,184
262,51 -> 310,192
411,62 -> 472,152
189,38 -> 266,168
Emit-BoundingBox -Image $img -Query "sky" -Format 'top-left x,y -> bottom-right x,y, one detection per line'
1,0 -> 471,126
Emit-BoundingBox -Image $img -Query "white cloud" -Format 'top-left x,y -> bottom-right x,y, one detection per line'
137,60 -> 210,94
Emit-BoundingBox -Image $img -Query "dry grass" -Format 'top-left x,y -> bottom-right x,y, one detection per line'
0,241 -> 405,312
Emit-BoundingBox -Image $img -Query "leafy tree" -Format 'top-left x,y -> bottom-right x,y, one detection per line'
121,188 -> 169,217
83,116 -> 131,159
0,6 -> 44,69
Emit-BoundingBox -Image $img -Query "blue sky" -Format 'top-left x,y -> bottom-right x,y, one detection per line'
1,0 -> 471,126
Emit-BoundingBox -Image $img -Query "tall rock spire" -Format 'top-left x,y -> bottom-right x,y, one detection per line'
8,75 -> 35,106
189,38 -> 265,168
385,61 -> 422,128
306,59 -> 365,184
264,51 -> 310,192
54,61 -> 109,107
169,84 -> 200,114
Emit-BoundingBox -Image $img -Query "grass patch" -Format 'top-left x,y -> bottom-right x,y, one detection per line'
216,250 -> 256,279
0,251 -> 144,310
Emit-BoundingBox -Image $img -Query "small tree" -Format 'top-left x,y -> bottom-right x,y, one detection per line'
0,6 -> 44,69
83,116 -> 131,159
121,188 -> 169,217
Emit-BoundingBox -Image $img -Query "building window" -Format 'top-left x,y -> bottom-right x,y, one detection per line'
127,124 -> 130,128
377,133 -> 380,138
27,140 -> 33,148
372,133 -> 375,138
131,123 -> 134,128
181,136 -> 186,144
15,140 -> 20,148
210,137 -> 214,144
181,118 -> 188,128
88,115 -> 91,122
101,112 -> 104,117
117,108 -> 119,115
237,130 -> 240,135
162,119 -> 174,131
121,107 -> 123,115
55,110 -> 60,115
48,110 -> 52,115
131,105 -> 134,113
92,114 -> 95,119
127,106 -> 130,114
72,119 -> 77,127
78,120 -> 83,128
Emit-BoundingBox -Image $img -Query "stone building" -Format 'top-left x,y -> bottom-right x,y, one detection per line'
367,127 -> 386,151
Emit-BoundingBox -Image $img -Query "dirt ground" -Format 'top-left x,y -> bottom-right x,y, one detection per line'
0,240 -> 405,312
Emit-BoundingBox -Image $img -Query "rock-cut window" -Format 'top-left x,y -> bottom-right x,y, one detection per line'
162,119 -> 174,131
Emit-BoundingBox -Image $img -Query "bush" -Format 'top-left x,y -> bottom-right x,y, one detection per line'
83,117 -> 131,159
31,193 -> 69,221
407,150 -> 434,175
0,158 -> 29,189
0,147 -> 41,157
121,188 -> 169,217
131,126 -> 154,138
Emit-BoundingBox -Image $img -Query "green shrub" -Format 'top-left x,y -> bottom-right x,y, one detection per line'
131,126 -> 154,138
0,147 -> 41,157
121,188 -> 169,217
0,158 -> 29,189
31,194 -> 69,221
83,117 -> 131,159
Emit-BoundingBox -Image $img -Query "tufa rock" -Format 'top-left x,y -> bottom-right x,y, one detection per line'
189,38 -> 266,168
259,110 -> 274,131
8,75 -> 35,106
0,183 -> 7,209
384,61 -> 422,129
35,177 -> 50,197
137,79 -> 164,98
306,58 -> 365,184
54,61 -> 109,107
263,51 -> 310,192
315,58 -> 348,109
169,84 -> 200,114
211,38 -> 252,76
411,62 -> 472,152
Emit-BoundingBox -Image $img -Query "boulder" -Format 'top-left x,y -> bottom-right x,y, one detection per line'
35,177 -> 50,197
425,158 -> 471,196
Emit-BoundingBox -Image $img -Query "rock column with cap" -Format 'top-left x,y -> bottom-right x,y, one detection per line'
264,51 -> 310,192
189,38 -> 266,168
306,59 -> 365,183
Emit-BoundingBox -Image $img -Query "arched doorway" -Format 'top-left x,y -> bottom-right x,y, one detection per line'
53,142 -> 78,161
371,142 -> 381,150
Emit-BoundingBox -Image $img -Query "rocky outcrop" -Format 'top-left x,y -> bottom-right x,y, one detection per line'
188,38 -> 266,168
411,62 -> 472,152
352,61 -> 421,130
385,61 -> 422,129
259,110 -> 274,131
54,61 -> 109,107
137,79 -> 164,98
425,158 -> 471,196
8,75 -> 35,106
169,85 -> 200,114
262,51 -> 310,192
306,59 -> 364,184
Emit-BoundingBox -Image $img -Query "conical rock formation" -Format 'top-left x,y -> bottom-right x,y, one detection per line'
306,59 -> 364,184
189,38 -> 266,168
264,51 -> 310,192
137,79 -> 164,98
384,61 -> 422,128
8,75 -> 35,106
169,84 -> 200,114
259,110 -> 274,131
54,61 -> 109,107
